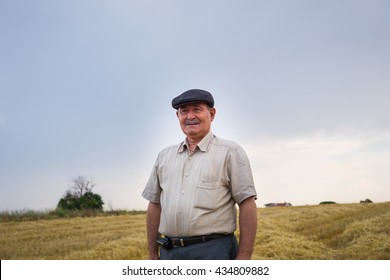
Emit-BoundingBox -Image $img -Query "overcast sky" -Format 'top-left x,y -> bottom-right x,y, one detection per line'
1,0 -> 389,211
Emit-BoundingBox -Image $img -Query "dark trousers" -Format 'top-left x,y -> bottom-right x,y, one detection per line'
160,234 -> 238,260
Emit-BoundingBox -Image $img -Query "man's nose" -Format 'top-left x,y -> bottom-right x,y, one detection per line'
186,111 -> 196,119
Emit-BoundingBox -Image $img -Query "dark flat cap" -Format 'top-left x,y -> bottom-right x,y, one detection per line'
172,89 -> 214,109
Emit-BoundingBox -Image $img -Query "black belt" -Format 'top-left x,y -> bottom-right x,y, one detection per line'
167,233 -> 232,247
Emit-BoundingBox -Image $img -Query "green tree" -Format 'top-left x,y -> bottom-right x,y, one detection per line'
57,176 -> 104,211
79,192 -> 104,210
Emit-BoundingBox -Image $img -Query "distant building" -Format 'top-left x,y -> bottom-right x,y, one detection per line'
264,202 -> 292,207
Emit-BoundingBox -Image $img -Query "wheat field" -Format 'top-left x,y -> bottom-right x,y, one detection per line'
1,202 -> 389,260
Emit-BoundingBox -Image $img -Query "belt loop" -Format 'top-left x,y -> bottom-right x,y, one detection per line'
180,238 -> 185,247
202,236 -> 206,242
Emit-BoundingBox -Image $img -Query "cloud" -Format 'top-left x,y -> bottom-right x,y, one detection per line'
246,131 -> 390,206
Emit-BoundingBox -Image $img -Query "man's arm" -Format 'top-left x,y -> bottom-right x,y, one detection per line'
236,197 -> 257,260
146,201 -> 161,260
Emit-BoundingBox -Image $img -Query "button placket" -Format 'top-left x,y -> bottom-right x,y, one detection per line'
177,151 -> 195,233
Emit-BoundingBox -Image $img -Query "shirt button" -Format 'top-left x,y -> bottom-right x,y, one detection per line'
182,191 -> 185,194
185,173 -> 188,177
189,157 -> 192,160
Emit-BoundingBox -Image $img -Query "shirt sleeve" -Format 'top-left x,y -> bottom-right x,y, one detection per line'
141,157 -> 162,203
227,145 -> 257,204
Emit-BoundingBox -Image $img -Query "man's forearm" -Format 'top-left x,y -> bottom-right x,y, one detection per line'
146,202 -> 161,259
237,197 -> 257,260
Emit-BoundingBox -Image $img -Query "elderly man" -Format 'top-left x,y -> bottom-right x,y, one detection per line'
142,89 -> 257,260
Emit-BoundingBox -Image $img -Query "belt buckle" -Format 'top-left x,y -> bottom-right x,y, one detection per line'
170,237 -> 185,247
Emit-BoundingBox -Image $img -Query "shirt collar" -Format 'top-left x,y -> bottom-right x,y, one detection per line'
178,130 -> 214,153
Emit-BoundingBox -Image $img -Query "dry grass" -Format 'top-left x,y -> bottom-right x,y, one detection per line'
1,203 -> 389,260
253,202 -> 390,259
0,215 -> 147,260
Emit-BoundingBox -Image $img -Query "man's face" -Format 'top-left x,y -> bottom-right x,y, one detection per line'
176,103 -> 216,140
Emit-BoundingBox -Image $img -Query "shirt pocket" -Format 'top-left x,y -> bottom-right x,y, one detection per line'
194,182 -> 223,210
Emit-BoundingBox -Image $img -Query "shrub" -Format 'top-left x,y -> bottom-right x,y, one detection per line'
320,201 -> 337,205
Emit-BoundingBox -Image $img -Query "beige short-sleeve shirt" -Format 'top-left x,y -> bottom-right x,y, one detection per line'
142,131 -> 257,237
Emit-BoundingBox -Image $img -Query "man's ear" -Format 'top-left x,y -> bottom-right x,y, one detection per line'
210,107 -> 216,122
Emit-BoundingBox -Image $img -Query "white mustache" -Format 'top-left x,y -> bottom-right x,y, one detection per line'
185,119 -> 200,125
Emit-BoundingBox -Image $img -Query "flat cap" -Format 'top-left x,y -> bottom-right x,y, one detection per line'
172,89 -> 214,109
